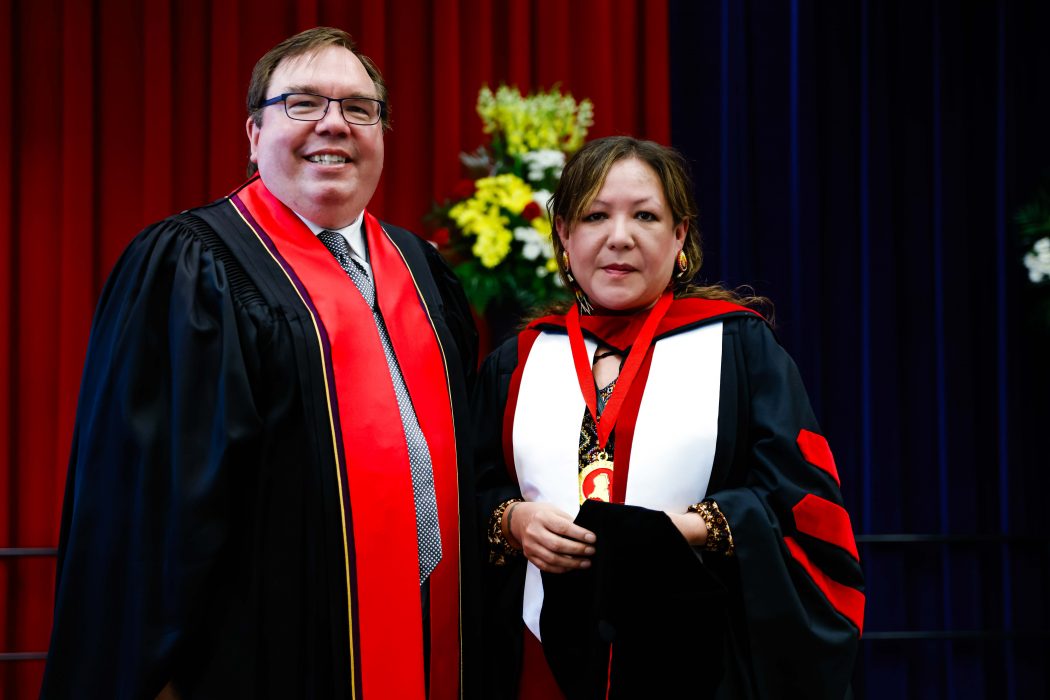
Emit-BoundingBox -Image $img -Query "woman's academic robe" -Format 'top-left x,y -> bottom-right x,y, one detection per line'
473,302 -> 864,699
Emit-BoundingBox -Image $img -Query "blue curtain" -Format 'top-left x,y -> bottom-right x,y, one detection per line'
669,1 -> 1050,697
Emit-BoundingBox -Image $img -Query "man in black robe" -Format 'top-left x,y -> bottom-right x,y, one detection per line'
41,27 -> 479,700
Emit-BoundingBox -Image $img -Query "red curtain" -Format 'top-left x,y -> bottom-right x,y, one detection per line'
0,0 -> 669,695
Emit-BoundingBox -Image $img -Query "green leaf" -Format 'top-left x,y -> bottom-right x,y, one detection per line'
1016,183 -> 1050,241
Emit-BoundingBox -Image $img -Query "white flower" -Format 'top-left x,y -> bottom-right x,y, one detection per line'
532,188 -> 552,214
514,226 -> 554,262
521,150 -> 566,182
1024,237 -> 1050,283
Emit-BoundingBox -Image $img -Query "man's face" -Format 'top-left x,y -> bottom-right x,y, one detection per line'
247,46 -> 384,229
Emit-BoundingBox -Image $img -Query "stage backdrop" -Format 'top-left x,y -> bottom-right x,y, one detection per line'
669,0 -> 1050,698
0,0 -> 669,696
4,1 -> 1050,699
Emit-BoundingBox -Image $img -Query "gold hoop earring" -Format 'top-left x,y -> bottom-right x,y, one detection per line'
677,250 -> 688,273
561,250 -> 577,284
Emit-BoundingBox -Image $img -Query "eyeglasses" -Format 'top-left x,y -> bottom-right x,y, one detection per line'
256,92 -> 386,126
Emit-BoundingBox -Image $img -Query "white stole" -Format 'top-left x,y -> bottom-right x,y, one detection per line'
511,323 -> 724,639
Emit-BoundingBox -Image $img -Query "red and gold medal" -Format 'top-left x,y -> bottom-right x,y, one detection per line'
566,291 -> 673,503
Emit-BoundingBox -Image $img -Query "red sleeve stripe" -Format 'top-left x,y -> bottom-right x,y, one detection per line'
796,429 -> 840,485
784,536 -> 865,635
792,493 -> 859,561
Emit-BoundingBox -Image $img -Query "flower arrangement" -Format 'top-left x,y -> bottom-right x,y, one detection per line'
428,85 -> 594,314
1015,178 -> 1050,327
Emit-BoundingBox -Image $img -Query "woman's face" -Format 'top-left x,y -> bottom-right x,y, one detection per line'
557,157 -> 687,312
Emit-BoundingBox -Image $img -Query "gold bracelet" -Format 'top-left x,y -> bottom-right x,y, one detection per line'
688,499 -> 735,556
488,498 -> 525,565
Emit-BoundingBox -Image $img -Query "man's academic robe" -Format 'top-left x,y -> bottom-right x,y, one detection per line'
473,302 -> 864,699
41,177 -> 480,700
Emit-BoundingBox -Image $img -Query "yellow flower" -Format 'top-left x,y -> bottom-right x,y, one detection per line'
477,85 -> 594,156
532,215 -> 552,237
448,174 -> 537,269
473,174 -> 534,214
472,223 -> 513,268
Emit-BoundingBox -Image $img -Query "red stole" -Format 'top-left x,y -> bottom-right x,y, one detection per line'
534,297 -> 762,350
230,178 -> 460,700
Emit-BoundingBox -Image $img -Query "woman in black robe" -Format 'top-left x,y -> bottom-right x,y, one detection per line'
474,136 -> 864,699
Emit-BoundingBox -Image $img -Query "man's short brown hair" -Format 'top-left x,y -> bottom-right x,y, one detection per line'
247,27 -> 388,127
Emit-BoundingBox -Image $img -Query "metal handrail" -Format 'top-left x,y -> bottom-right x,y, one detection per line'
0,548 -> 57,557
0,536 -> 1045,661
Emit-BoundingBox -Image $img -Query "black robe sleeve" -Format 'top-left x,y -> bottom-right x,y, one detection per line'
470,337 -> 532,699
705,316 -> 864,699
42,217 -> 268,699
472,337 -> 523,519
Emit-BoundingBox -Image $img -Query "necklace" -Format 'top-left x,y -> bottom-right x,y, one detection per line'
566,291 -> 673,499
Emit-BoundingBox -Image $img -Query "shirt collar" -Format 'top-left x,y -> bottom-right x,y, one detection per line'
295,211 -> 367,261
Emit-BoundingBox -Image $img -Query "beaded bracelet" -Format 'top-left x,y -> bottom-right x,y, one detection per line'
688,499 -> 735,556
487,498 -> 525,566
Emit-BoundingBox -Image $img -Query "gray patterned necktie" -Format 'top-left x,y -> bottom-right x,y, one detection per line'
318,230 -> 443,583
